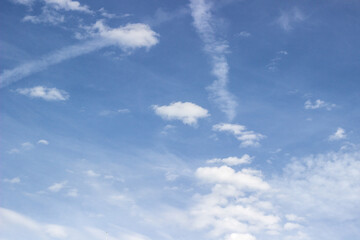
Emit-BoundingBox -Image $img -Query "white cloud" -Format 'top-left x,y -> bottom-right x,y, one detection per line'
329,127 -> 346,141
284,222 -> 302,231
207,154 -> 253,166
67,188 -> 78,197
99,108 -> 130,116
23,7 -> 65,25
190,0 -> 237,120
285,214 -> 304,222
196,165 -> 270,191
16,86 -> 69,101
45,224 -> 68,238
238,31 -> 251,38
8,148 -> 20,154
43,0 -> 91,13
153,101 -> 209,126
0,22 -> 159,87
266,50 -> 288,71
10,0 -> 35,6
37,139 -> 49,145
21,142 -> 34,150
4,177 -> 21,184
48,181 -> 67,192
224,233 -> 256,240
213,123 -> 265,147
277,7 -> 305,31
85,170 -> 100,177
304,99 -> 335,110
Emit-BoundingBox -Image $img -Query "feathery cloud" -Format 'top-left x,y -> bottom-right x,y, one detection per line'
213,123 -> 265,147
0,22 -> 159,88
16,86 -> 69,101
153,101 -> 209,126
277,7 -> 305,31
207,154 -> 253,166
189,0 -> 237,120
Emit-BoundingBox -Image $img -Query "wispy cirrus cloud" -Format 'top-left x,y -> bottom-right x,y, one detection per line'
0,21 -> 159,88
213,123 -> 265,147
189,0 -> 237,121
16,86 -> 69,101
207,154 -> 253,166
276,7 -> 305,31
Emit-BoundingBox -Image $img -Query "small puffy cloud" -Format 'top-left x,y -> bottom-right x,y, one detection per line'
8,148 -> 20,154
153,101 -> 209,126
224,233 -> 256,240
21,142 -> 34,150
43,0 -> 92,13
37,139 -> 49,145
284,222 -> 302,231
45,224 -> 68,238
213,123 -> 265,147
277,7 -> 305,31
89,20 -> 159,50
304,99 -> 335,110
4,177 -> 21,184
238,31 -> 251,38
207,154 -> 253,166
48,181 -> 67,192
266,50 -> 288,71
196,165 -> 270,191
329,127 -> 346,141
85,170 -> 100,177
16,86 -> 69,101
67,188 -> 78,197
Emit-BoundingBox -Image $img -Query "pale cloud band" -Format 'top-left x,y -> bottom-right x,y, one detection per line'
0,22 -> 159,88
190,0 -> 237,121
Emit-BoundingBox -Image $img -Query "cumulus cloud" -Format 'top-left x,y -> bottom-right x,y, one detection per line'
329,127 -> 346,141
207,154 -> 253,166
153,101 -> 209,126
213,123 -> 265,147
238,31 -> 251,38
304,99 -> 336,110
38,139 -> 49,145
276,7 -> 305,31
43,0 -> 91,13
190,0 -> 237,120
16,86 -> 69,101
21,142 -> 34,150
196,165 -> 270,191
4,177 -> 21,184
190,165 -> 279,240
85,170 -> 100,177
48,181 -> 67,192
0,21 -> 159,87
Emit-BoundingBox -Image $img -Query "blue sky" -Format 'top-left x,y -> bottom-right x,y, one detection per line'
1,0 -> 360,239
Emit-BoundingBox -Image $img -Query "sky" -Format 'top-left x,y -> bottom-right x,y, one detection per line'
1,0 -> 360,239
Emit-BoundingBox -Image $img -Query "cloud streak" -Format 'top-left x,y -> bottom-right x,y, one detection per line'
0,22 -> 159,88
189,0 -> 237,121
